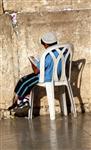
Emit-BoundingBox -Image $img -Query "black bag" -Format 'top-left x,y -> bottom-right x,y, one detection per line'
14,101 -> 30,117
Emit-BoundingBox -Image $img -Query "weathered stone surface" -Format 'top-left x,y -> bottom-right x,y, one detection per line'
2,0 -> 91,13
72,0 -> 91,10
0,0 -> 3,14
0,15 -> 14,108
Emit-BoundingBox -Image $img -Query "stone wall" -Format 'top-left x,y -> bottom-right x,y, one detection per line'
0,0 -> 91,115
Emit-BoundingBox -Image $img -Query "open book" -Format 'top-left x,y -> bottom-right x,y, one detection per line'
28,56 -> 39,67
28,56 -> 40,74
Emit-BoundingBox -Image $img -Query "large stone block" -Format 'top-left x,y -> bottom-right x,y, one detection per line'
2,0 -> 91,13
3,0 -> 44,12
0,15 -> 14,108
0,0 -> 3,14
72,0 -> 91,10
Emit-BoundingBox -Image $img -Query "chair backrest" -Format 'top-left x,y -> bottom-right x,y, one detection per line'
39,43 -> 74,83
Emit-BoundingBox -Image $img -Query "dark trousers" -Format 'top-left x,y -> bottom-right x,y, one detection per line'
14,73 -> 39,99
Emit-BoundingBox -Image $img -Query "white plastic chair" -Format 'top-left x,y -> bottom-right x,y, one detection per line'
28,43 -> 77,120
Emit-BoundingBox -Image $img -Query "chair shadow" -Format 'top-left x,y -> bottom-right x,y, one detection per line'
33,86 -> 61,117
33,86 -> 46,117
66,59 -> 86,114
33,59 -> 86,116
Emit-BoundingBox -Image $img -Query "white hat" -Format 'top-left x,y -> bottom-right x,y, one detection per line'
41,32 -> 57,44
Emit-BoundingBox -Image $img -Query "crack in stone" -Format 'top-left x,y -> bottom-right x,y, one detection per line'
1,0 -> 4,13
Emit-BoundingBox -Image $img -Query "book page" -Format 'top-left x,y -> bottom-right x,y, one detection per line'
28,56 -> 40,74
28,56 -> 39,67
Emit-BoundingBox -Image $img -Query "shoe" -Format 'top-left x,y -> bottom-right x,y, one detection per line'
17,97 -> 29,108
18,101 -> 29,108
8,101 -> 17,110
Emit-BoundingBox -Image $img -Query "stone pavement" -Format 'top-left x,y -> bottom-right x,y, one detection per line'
0,113 -> 91,150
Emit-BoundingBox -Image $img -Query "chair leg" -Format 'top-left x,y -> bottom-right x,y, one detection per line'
45,82 -> 55,120
61,86 -> 68,116
68,83 -> 77,114
28,89 -> 34,119
67,84 -> 77,117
